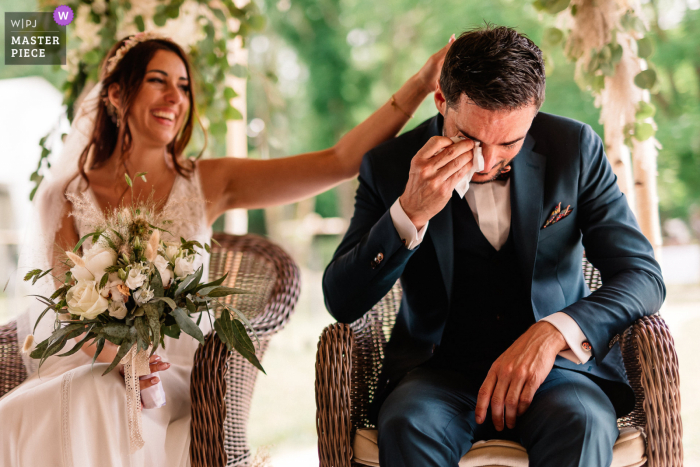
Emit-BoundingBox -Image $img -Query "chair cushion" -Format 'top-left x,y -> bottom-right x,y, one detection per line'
352,426 -> 646,467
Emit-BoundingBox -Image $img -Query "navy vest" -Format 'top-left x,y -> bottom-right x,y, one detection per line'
431,191 -> 535,374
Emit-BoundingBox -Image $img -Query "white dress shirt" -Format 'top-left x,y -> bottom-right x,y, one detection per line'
389,180 -> 592,365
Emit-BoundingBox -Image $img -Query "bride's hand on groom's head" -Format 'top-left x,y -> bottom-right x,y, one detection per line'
416,34 -> 456,94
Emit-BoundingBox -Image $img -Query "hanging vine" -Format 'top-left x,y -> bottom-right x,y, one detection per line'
534,0 -> 662,249
30,0 -> 265,200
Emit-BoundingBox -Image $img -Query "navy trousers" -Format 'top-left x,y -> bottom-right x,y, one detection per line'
377,366 -> 619,467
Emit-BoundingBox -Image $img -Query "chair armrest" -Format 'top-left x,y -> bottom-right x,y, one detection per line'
316,323 -> 354,467
621,314 -> 683,467
190,332 -> 229,467
0,320 -> 27,399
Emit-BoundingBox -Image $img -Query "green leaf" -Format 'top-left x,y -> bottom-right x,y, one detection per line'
91,337 -> 105,367
174,266 -> 203,297
224,106 -> 243,120
541,0 -> 570,14
162,324 -> 181,339
186,296 -> 197,314
102,330 -> 136,375
193,272 -> 228,294
73,231 -> 97,252
58,325 -> 95,357
635,101 -> 656,120
143,303 -> 162,356
102,323 -> 130,343
135,171 -> 148,182
212,7 -> 226,22
610,43 -> 623,64
247,14 -> 266,31
634,122 -> 655,141
634,69 -> 656,89
153,13 -> 167,27
224,86 -> 238,100
153,296 -> 177,309
99,273 -> 109,290
124,173 -> 133,187
150,268 -> 164,298
636,37 -> 653,59
134,317 -> 150,352
206,286 -> 253,297
542,27 -> 564,47
134,15 -> 145,32
171,307 -> 204,344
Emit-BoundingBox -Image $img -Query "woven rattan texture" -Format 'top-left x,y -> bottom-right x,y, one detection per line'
316,256 -> 683,467
190,233 -> 300,467
0,321 -> 26,398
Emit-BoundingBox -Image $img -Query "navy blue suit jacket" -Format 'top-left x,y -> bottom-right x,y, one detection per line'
322,113 -> 665,417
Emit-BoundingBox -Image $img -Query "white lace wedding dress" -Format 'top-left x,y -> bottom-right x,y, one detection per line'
0,163 -> 212,467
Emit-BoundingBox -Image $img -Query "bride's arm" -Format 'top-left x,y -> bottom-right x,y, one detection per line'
201,39 -> 453,219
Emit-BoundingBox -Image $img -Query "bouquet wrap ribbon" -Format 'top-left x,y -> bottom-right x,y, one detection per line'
121,345 -> 152,453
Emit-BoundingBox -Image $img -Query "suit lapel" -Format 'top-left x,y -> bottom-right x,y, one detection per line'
429,202 -> 454,306
510,134 -> 546,292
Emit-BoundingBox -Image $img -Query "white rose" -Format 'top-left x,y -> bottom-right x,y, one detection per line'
125,266 -> 147,290
133,286 -> 154,305
108,300 -> 128,320
174,255 -> 195,278
153,255 -> 173,287
100,273 -> 127,302
66,279 -> 109,320
71,245 -> 117,281
162,242 -> 180,262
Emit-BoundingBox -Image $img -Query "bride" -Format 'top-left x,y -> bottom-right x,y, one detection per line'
0,33 -> 450,466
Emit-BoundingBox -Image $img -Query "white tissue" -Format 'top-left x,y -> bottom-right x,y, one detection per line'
140,372 -> 167,409
454,139 -> 484,198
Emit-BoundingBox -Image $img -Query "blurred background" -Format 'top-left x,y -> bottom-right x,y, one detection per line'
1,0 -> 699,464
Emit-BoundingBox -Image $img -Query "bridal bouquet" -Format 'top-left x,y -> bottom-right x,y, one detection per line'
24,194 -> 261,376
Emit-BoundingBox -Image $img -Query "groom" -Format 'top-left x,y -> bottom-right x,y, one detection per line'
322,26 -> 665,466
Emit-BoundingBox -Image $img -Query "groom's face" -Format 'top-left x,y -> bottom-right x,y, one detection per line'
435,88 -> 537,184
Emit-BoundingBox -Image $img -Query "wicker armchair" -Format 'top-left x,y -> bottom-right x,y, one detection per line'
0,233 -> 300,467
315,258 -> 683,467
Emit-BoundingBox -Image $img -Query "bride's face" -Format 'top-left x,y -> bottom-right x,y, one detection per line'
126,50 -> 191,148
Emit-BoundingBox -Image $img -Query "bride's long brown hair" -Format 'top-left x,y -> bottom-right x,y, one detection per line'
76,36 -> 205,187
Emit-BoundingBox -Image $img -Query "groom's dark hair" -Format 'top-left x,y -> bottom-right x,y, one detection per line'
439,25 -> 546,110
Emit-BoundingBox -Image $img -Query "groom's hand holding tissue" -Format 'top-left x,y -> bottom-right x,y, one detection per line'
399,136 -> 477,230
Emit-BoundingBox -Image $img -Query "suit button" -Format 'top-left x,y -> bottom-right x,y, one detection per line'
375,252 -> 384,263
581,341 -> 592,352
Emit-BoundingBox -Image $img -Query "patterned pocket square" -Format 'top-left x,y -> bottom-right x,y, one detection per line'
542,202 -> 574,229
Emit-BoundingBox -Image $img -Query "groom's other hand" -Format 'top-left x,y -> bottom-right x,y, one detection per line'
399,136 -> 475,230
475,321 -> 569,431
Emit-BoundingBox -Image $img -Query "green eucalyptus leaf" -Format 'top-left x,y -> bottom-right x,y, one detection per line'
153,296 -> 177,310
134,317 -> 150,352
634,69 -> 656,89
206,286 -> 254,297
102,330 -> 136,375
172,307 -> 204,344
162,324 -> 181,339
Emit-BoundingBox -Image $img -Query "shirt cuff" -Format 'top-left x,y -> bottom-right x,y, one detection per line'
389,198 -> 428,250
540,312 -> 592,365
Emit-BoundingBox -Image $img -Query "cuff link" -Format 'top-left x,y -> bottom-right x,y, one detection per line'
581,341 -> 592,352
370,252 -> 384,269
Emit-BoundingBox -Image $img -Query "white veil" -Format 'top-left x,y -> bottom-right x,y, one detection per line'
15,82 -> 104,374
